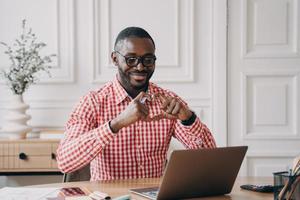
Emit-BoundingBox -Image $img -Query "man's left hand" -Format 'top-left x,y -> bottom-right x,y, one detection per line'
155,94 -> 192,121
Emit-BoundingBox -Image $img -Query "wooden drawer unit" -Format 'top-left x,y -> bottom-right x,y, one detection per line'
0,139 -> 61,173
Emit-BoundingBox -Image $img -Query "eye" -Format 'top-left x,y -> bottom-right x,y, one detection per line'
126,57 -> 138,66
143,57 -> 156,66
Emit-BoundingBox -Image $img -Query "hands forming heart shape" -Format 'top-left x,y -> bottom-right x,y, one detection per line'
138,93 -> 191,122
109,92 -> 193,133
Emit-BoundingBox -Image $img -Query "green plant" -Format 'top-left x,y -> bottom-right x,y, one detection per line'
0,19 -> 55,95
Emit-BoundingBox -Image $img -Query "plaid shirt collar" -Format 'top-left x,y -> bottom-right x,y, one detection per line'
112,76 -> 155,105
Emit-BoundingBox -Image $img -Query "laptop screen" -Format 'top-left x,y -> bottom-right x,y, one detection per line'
130,146 -> 248,200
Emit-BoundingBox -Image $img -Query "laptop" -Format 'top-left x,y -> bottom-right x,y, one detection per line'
130,146 -> 248,200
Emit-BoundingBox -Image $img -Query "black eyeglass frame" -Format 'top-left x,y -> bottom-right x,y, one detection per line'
114,51 -> 157,68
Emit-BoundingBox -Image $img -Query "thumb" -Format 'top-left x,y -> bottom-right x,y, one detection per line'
134,92 -> 151,104
133,91 -> 147,102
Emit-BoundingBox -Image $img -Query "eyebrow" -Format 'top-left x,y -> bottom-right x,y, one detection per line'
124,52 -> 155,57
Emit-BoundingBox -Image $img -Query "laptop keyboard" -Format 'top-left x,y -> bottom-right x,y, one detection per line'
142,189 -> 159,199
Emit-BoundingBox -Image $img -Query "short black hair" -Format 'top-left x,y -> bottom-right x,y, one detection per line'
114,27 -> 155,50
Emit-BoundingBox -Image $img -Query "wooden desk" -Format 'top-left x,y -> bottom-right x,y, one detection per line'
30,177 -> 273,199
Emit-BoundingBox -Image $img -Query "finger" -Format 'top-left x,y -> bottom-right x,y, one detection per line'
145,113 -> 164,122
171,102 -> 181,115
134,91 -> 147,102
140,94 -> 153,104
144,115 -> 160,122
151,93 -> 160,100
159,95 -> 171,110
163,112 -> 177,120
138,103 -> 149,116
157,94 -> 167,103
166,98 -> 176,114
136,92 -> 154,104
137,109 -> 149,121
156,93 -> 163,101
152,115 -> 164,121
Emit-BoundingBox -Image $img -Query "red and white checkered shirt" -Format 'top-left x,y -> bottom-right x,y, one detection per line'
57,78 -> 216,181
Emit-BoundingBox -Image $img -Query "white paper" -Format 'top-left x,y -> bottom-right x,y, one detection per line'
0,187 -> 60,200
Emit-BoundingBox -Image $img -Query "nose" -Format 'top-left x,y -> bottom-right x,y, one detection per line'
136,61 -> 145,71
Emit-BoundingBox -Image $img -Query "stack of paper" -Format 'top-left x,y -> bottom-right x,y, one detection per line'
0,187 -> 60,200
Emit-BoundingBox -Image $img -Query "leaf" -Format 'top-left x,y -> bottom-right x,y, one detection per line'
0,42 -> 8,46
22,19 -> 26,29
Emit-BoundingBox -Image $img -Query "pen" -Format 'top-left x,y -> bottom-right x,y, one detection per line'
112,194 -> 131,200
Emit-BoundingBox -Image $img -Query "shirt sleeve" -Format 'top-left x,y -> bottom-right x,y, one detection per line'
173,117 -> 217,149
170,95 -> 216,149
56,93 -> 116,173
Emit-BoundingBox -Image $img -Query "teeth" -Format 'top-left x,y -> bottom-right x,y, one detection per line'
131,74 -> 146,80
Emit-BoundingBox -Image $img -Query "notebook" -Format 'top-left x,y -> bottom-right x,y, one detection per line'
130,146 -> 248,200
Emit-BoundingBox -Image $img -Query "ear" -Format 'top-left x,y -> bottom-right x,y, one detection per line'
111,52 -> 118,66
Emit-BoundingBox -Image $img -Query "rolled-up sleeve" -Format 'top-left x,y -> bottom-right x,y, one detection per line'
56,93 -> 116,173
173,117 -> 216,149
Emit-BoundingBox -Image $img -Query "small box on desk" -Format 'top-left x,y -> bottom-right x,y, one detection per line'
273,171 -> 300,200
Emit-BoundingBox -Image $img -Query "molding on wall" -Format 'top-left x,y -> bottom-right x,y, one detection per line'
211,0 -> 227,146
90,0 -> 195,83
241,0 -> 300,58
46,0 -> 75,83
245,153 -> 297,176
246,151 -> 300,157
0,99 -> 76,109
241,71 -> 300,140
0,0 -> 75,84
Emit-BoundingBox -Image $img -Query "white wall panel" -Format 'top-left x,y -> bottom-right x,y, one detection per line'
241,73 -> 299,139
246,156 -> 294,176
242,0 -> 300,58
253,84 -> 287,125
0,0 -> 75,83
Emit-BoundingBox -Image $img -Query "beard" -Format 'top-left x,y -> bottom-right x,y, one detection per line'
117,67 -> 154,91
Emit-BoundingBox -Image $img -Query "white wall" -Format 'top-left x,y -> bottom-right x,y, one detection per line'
0,0 -> 226,186
228,0 -> 300,176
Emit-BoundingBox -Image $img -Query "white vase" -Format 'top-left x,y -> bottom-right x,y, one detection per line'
1,94 -> 32,139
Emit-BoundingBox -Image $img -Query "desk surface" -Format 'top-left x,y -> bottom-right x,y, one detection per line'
30,177 -> 273,200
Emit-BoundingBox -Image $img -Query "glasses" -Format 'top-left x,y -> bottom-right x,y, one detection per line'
115,51 -> 156,68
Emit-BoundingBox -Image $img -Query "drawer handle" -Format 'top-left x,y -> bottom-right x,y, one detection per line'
19,152 -> 27,160
51,153 -> 56,160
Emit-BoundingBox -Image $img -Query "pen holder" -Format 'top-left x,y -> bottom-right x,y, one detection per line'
273,171 -> 300,200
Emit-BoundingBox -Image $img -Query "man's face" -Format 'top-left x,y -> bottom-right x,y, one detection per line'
112,37 -> 156,90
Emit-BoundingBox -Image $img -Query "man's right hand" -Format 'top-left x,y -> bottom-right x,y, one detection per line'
109,92 -> 150,133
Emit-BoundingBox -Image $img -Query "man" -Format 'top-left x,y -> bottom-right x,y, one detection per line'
57,27 -> 216,181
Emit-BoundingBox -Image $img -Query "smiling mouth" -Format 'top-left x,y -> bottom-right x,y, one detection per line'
130,73 -> 147,81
